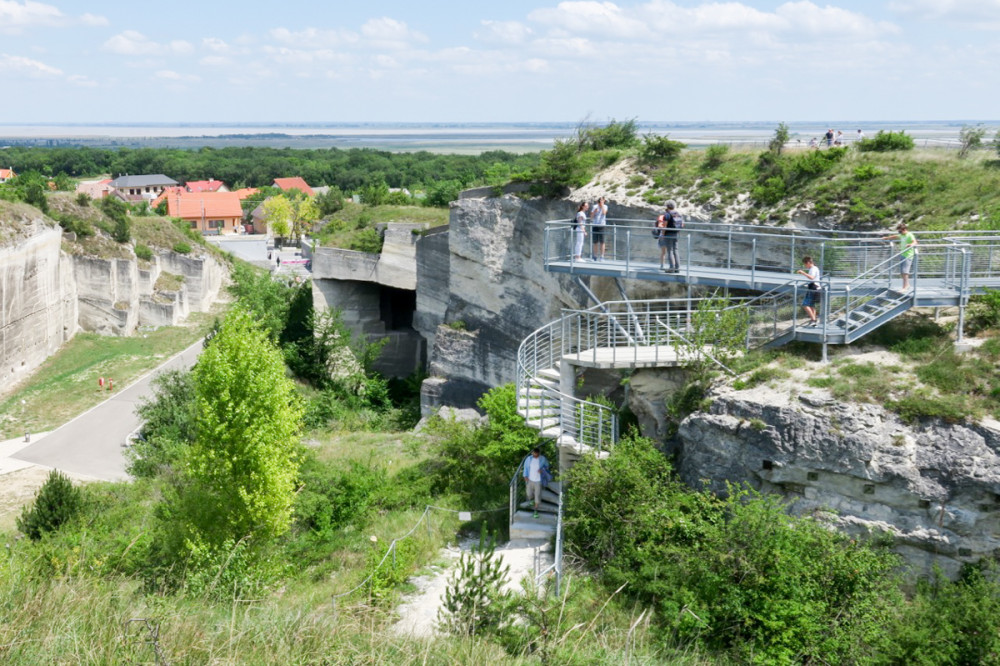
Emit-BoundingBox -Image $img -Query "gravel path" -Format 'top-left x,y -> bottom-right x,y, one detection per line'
392,538 -> 552,638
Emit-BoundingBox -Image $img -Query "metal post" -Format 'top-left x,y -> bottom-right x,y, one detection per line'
820,242 -> 826,276
791,235 -> 796,273
625,228 -> 631,275
544,225 -> 550,268
751,239 -> 757,289
727,228 -> 732,270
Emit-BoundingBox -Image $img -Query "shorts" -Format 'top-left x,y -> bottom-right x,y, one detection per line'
592,226 -> 605,242
658,235 -> 677,249
901,255 -> 914,275
803,289 -> 820,308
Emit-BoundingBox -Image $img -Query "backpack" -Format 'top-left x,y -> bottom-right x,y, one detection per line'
666,211 -> 683,229
652,214 -> 664,237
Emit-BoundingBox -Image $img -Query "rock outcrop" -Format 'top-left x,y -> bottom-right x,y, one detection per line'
0,207 -> 77,388
416,195 -> 680,413
1,204 -> 226,388
675,384 -> 1000,576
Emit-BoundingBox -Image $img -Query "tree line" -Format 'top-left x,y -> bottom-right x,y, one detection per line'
0,145 -> 540,193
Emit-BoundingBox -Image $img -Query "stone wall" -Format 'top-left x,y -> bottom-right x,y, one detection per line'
0,219 -> 78,388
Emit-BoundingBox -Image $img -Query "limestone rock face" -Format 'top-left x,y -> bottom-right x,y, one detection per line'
676,386 -> 1000,576
1,206 -> 226,388
0,217 -> 78,388
418,196 -> 591,413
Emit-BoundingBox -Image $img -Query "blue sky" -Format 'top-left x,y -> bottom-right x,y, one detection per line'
1,0 -> 998,123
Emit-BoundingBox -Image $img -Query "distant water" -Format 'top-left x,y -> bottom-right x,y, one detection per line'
0,121 -> 989,153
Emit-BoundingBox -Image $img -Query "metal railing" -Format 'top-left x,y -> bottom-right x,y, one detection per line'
546,220 -> 1000,288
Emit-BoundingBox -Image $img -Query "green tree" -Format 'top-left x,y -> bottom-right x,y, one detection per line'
294,196 -> 319,237
128,369 -> 197,478
315,186 -> 344,215
17,469 -> 82,540
959,124 -> 987,159
263,194 -> 294,241
172,307 -> 303,553
768,122 -> 791,155
638,133 -> 686,163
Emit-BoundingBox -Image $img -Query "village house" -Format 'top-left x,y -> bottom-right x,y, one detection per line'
75,178 -> 113,199
159,190 -> 244,235
0,167 -> 16,184
185,178 -> 228,193
273,176 -> 315,197
109,174 -> 178,202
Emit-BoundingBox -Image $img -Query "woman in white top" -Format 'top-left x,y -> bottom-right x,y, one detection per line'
573,202 -> 589,261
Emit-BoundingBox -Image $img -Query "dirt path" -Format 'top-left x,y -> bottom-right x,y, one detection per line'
392,539 -> 552,638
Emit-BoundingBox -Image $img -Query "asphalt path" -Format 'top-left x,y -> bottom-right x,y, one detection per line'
12,339 -> 204,481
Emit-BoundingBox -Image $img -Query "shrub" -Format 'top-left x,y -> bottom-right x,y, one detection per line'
959,124 -> 987,159
172,241 -> 191,254
530,139 -> 588,196
348,227 -> 383,254
438,528 -> 512,636
75,192 -> 91,206
968,289 -> 1000,334
638,133 -> 686,164
703,144 -> 729,169
888,177 -> 926,194
576,118 -> 639,151
752,175 -> 787,205
128,369 -> 197,478
17,470 -> 82,540
134,243 -> 154,261
853,164 -> 881,181
564,435 -> 903,664
857,130 -> 915,152
768,122 -> 790,156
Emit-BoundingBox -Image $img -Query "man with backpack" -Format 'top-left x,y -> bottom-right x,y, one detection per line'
654,200 -> 683,272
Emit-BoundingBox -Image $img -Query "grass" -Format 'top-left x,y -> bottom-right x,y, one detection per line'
314,202 -> 447,250
0,307 -> 225,438
154,271 -> 184,291
629,146 -> 1000,230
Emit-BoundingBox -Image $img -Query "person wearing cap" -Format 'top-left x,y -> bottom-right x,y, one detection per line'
656,200 -> 682,272
881,222 -> 918,290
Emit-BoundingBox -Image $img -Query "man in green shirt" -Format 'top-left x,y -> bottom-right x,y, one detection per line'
882,222 -> 918,290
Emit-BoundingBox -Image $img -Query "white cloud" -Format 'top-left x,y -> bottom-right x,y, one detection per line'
360,17 -> 428,49
0,0 -> 62,32
66,73 -> 97,87
889,0 -> 1000,26
270,27 -> 358,48
79,12 -> 108,27
156,70 -> 200,82
529,1 -> 649,38
0,52 -> 62,76
102,30 -> 194,56
475,20 -> 534,44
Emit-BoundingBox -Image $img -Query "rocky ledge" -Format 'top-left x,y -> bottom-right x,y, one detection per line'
677,382 -> 1000,577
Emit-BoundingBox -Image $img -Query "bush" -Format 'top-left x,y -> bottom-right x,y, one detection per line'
576,118 -> 639,151
75,192 -> 90,206
968,289 -> 1000,334
128,369 -> 197,478
703,144 -> 729,169
134,243 -> 154,261
853,164 -> 881,181
172,241 -> 191,254
857,130 -> 915,152
638,133 -> 686,164
563,435 -> 903,664
959,124 -> 987,159
348,227 -> 383,254
438,528 -> 512,636
768,122 -> 790,156
530,139 -> 588,196
17,470 -> 82,540
752,176 -> 787,205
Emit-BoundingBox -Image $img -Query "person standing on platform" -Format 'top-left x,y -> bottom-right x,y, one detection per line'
656,200 -> 682,272
795,256 -> 821,326
882,222 -> 918,290
590,196 -> 608,261
573,201 -> 589,262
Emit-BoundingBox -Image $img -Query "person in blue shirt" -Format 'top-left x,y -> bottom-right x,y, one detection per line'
521,447 -> 551,519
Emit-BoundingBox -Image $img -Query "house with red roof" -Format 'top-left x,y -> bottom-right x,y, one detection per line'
273,177 -> 315,197
75,178 -> 113,199
233,187 -> 260,200
0,168 -> 16,184
161,190 -> 244,235
185,179 -> 228,193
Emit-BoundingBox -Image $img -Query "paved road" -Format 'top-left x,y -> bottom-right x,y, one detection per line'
12,339 -> 204,481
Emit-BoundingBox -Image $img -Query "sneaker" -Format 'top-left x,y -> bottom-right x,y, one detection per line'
533,511 -> 539,519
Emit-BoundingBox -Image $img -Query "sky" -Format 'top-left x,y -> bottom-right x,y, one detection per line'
1,0 -> 999,124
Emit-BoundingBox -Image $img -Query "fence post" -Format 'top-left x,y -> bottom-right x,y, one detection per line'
751,239 -> 757,288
